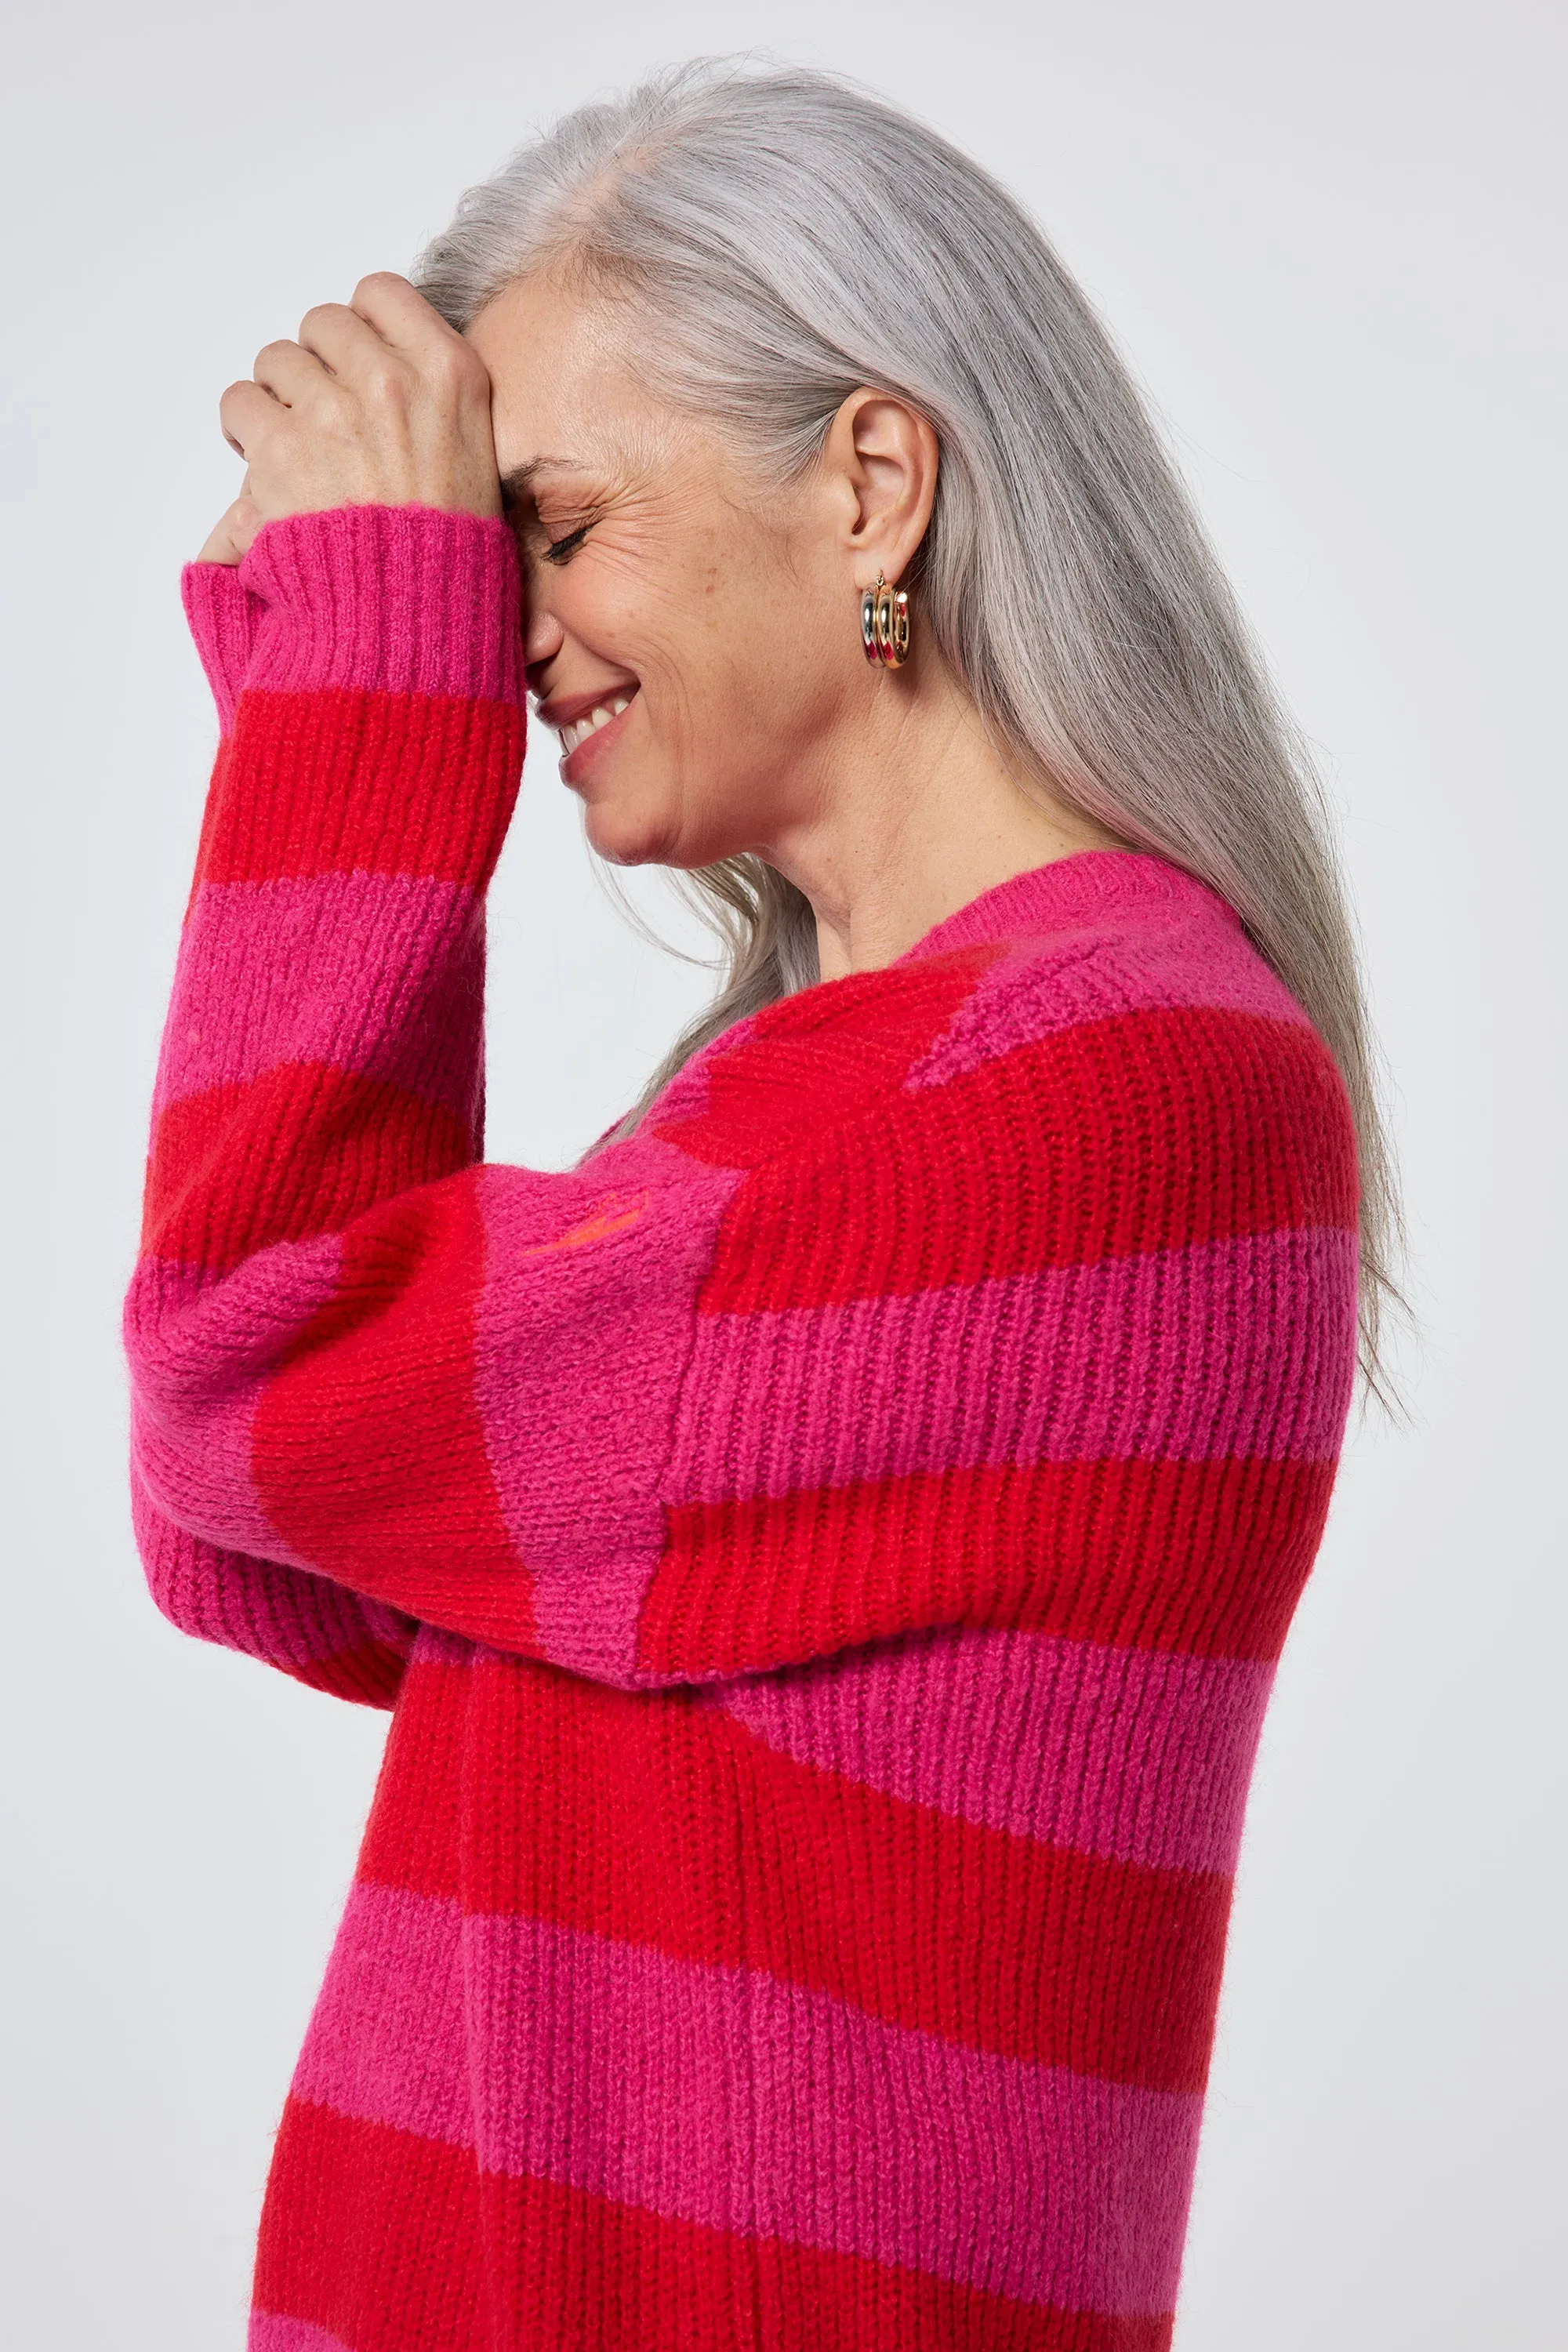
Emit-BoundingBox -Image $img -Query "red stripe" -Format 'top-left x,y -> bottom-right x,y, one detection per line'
143,1069 -> 473,1271
686,1007 -> 1356,1313
653,944 -> 1004,1165
183,728 -> 236,924
253,1178 -> 537,1646
639,1454 -> 1334,1676
361,1652 -> 1231,2093
194,688 -> 522,889
259,2100 -> 1172,2350
481,2165 -> 1175,2350
356,1656 -> 469,1900
253,2103 -> 484,2352
283,1638 -> 407,1708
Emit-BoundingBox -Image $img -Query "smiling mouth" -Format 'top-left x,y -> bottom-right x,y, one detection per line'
559,695 -> 635,755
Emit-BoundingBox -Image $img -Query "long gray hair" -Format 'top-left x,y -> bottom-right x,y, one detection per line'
414,57 -> 1403,1396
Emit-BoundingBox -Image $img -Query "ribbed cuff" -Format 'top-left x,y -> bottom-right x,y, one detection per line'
235,504 -> 525,706
180,563 -> 265,737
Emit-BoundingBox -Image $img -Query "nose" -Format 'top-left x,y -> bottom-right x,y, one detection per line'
523,590 -> 565,687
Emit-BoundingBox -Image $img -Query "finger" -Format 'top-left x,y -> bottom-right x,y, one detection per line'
218,377 -> 283,461
296,299 -> 387,378
196,499 -> 245,564
252,337 -> 335,406
350,270 -> 470,368
194,492 -> 261,565
227,493 -> 263,561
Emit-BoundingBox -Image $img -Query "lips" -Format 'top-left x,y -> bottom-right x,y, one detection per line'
538,684 -> 641,789
559,695 -> 633,755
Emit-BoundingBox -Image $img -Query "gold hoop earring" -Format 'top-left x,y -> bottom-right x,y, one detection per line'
860,572 -> 911,668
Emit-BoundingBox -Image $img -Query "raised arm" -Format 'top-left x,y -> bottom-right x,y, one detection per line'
128,272 -> 525,1703
128,502 -> 524,1700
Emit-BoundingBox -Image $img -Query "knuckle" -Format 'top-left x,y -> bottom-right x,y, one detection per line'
298,301 -> 347,338
363,359 -> 408,406
426,340 -> 466,388
435,340 -> 488,403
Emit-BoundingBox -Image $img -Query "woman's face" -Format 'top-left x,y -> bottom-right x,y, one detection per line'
466,274 -> 877,872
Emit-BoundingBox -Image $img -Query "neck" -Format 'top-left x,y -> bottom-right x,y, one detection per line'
765,653 -> 1123,981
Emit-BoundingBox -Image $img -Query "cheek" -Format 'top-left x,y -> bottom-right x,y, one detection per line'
552,521 -> 844,791
568,567 -> 744,744
667,561 -> 840,753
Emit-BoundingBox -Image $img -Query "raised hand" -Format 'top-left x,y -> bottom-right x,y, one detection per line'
196,273 -> 499,563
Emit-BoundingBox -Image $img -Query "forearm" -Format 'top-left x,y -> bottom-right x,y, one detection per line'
126,503 -> 525,1667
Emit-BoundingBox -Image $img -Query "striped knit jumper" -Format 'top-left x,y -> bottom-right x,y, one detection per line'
125,504 -> 1359,2352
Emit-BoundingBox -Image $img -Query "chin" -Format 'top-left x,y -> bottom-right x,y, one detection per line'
581,796 -> 682,870
579,764 -> 754,875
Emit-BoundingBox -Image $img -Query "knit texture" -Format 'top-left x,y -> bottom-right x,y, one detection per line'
127,503 -> 1359,2352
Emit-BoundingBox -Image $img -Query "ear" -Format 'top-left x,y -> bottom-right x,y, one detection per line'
821,388 -> 939,586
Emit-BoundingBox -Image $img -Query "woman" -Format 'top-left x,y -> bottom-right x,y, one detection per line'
126,60 -> 1395,2352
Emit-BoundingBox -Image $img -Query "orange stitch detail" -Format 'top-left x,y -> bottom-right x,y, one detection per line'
517,1189 -> 650,1256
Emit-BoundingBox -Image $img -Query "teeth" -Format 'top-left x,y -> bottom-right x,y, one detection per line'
561,695 -> 631,755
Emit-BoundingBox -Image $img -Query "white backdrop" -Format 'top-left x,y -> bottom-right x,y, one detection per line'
2,3 -> 1563,2345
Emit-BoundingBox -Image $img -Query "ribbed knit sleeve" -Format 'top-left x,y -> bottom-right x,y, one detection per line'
128,504 -> 525,1703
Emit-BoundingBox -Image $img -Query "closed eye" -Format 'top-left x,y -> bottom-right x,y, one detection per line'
543,521 -> 593,564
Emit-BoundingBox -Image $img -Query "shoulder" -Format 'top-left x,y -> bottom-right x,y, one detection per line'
658,855 -> 1353,1170
909,866 -> 1359,1215
643,859 -> 1357,1312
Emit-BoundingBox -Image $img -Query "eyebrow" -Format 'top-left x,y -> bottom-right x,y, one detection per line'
498,457 -> 592,504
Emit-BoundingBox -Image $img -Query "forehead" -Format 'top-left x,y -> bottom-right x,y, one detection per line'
464,271 -> 665,483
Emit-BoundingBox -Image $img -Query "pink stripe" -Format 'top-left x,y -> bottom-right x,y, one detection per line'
249,2318 -> 355,2352
903,863 -> 1309,1092
237,506 -> 523,703
670,1228 -> 1356,1504
296,1882 -> 1201,2316
182,562 -> 264,737
897,849 -> 1245,969
125,1236 -> 343,1568
154,873 -> 483,1122
129,1461 -> 404,1669
472,1147 -> 745,1682
709,1624 -> 1274,1875
292,1886 -> 474,2147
